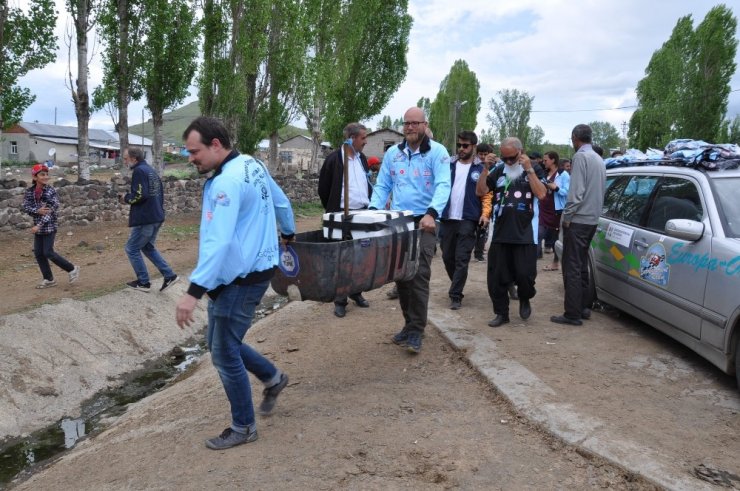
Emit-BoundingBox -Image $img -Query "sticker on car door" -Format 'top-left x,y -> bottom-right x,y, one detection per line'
605,223 -> 634,247
639,242 -> 670,286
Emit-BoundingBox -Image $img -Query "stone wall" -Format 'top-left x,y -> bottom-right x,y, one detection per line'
0,174 -> 320,233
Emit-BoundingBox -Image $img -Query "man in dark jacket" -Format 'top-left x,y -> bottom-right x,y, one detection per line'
120,147 -> 178,292
317,123 -> 372,318
439,131 -> 491,310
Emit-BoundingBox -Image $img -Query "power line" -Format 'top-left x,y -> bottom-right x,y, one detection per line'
530,88 -> 740,114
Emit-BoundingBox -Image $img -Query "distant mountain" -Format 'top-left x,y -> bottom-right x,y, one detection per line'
130,101 -> 310,145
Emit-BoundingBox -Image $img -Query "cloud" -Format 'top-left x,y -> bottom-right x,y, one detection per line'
17,0 -> 740,146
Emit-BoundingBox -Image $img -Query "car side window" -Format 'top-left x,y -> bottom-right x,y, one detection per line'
645,177 -> 703,232
612,176 -> 658,225
602,176 -> 629,218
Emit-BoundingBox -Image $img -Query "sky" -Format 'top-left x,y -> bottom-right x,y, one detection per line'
18,0 -> 740,146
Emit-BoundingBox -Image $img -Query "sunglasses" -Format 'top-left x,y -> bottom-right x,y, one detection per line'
456,142 -> 472,149
501,154 -> 519,164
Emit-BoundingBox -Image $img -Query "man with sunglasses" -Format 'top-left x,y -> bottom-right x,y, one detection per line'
438,131 -> 491,310
476,137 -> 547,327
370,106 -> 451,354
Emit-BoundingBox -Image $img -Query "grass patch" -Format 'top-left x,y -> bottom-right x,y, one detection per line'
292,201 -> 324,217
161,223 -> 199,239
164,168 -> 197,179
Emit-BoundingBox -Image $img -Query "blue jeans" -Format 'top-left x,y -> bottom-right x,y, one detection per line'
207,280 -> 281,433
124,223 -> 175,284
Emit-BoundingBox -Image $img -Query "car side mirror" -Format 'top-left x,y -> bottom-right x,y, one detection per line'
664,219 -> 704,242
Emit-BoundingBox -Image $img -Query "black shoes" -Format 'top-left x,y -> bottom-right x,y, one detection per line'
581,308 -> 592,320
387,286 -> 399,299
450,298 -> 462,310
350,293 -> 369,308
259,373 -> 289,416
488,315 -> 510,327
550,315 -> 583,326
391,328 -> 409,346
519,299 -> 531,319
126,280 -> 151,292
508,284 -> 519,300
205,427 -> 258,450
406,331 -> 422,354
160,275 -> 180,292
334,304 -> 346,318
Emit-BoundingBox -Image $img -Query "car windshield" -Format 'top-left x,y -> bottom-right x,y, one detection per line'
712,177 -> 740,238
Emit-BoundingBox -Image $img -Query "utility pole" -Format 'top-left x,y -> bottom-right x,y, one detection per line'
452,99 -> 468,153
620,121 -> 628,151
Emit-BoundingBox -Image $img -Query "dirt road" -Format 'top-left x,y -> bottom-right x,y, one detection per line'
2,213 -> 738,489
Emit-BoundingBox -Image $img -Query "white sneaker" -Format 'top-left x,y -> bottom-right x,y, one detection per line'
69,265 -> 80,283
36,279 -> 57,289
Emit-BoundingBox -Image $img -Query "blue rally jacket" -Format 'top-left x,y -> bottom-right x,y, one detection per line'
369,136 -> 451,218
187,152 -> 296,299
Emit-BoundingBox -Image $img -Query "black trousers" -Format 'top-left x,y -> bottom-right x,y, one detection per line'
487,242 -> 537,316
473,223 -> 488,259
439,219 -> 477,301
561,222 -> 597,319
34,232 -> 74,281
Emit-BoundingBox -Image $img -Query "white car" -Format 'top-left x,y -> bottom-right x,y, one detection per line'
556,163 -> 740,389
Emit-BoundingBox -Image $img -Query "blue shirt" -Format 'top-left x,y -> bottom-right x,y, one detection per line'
370,137 -> 451,217
189,153 -> 295,295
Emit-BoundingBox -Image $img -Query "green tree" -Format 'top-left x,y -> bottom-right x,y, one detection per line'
379,115 -> 393,129
65,0 -> 96,181
0,0 -> 57,171
416,96 -> 431,120
589,121 -> 621,151
677,5 -> 737,141
479,128 -> 495,144
198,0 -> 271,153
486,89 -> 534,147
428,60 -> 481,153
322,0 -> 412,146
527,125 -> 544,153
95,0 -> 145,159
630,7 -> 737,149
262,0 -> 308,171
719,114 -> 740,144
140,0 -> 198,174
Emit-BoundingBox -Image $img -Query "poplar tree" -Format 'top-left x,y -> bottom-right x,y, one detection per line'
65,0 -> 95,181
140,0 -> 198,174
486,89 -> 534,147
95,0 -> 145,159
429,60 -> 481,153
630,6 -> 737,148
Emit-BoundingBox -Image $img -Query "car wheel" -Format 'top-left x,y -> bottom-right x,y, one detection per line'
736,335 -> 740,393
586,258 -> 597,309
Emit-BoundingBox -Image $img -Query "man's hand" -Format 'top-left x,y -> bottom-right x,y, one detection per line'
30,225 -> 39,234
176,294 -> 198,329
419,214 -> 436,233
479,215 -> 490,227
37,206 -> 50,216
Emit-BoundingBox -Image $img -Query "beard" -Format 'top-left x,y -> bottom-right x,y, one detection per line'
503,163 -> 524,180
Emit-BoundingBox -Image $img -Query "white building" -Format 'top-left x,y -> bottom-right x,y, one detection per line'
1,122 -> 153,167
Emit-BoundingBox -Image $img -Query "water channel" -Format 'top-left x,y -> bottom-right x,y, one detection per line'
0,295 -> 289,489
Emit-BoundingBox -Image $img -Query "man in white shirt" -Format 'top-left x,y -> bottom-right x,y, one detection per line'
318,123 -> 373,318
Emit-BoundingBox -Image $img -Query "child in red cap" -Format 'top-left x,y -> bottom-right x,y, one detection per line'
21,164 -> 80,288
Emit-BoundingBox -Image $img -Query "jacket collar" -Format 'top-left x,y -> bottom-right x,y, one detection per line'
210,150 -> 240,179
397,135 -> 431,155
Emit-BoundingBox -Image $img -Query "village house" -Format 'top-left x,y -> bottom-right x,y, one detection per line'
1,122 -> 153,167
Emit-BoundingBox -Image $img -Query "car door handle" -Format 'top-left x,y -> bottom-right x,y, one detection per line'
634,239 -> 649,248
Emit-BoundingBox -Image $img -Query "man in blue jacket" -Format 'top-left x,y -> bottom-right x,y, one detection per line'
176,117 -> 296,450
120,147 -> 178,292
439,131 -> 491,310
369,106 -> 451,354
